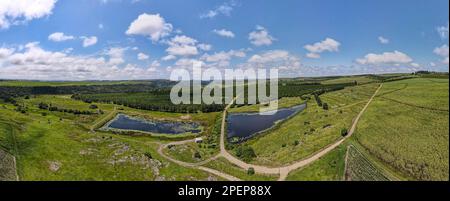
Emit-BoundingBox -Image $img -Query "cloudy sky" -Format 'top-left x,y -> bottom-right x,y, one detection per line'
0,0 -> 448,80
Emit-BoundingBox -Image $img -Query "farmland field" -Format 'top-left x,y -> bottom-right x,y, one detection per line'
354,78 -> 449,180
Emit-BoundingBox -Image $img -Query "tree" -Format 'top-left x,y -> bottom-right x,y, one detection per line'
341,128 -> 348,137
235,146 -> 256,162
247,167 -> 255,175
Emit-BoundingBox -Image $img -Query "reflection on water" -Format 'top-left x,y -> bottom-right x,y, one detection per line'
105,114 -> 201,134
227,104 -> 306,141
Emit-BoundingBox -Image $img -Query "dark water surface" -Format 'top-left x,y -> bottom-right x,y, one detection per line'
227,104 -> 306,140
106,114 -> 201,134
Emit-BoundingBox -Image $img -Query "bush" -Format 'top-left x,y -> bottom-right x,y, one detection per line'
293,140 -> 300,146
89,104 -> 98,109
341,128 -> 348,137
235,146 -> 256,162
194,151 -> 201,159
322,103 -> 329,110
247,167 -> 255,175
144,152 -> 152,159
281,143 -> 287,148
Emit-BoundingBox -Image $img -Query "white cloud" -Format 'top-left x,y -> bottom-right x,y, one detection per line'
248,25 -> 275,46
410,62 -> 420,68
201,50 -> 246,62
213,29 -> 235,38
0,42 -> 161,80
434,44 -> 449,65
161,55 -> 176,61
125,13 -> 173,42
197,43 -> 212,51
436,22 -> 449,40
0,47 -> 14,58
98,23 -> 104,29
165,35 -> 199,56
200,1 -> 236,19
0,0 -> 57,29
48,32 -> 75,42
378,36 -> 389,44
106,47 -> 126,65
356,51 -> 413,65
238,50 -> 301,76
81,36 -> 98,47
137,52 -> 149,60
304,38 -> 340,59
430,62 -> 436,67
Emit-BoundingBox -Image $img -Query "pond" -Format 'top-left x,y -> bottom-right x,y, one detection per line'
104,114 -> 201,135
227,104 -> 306,142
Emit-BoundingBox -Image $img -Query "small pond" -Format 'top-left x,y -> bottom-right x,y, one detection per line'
104,114 -> 201,135
227,104 -> 306,142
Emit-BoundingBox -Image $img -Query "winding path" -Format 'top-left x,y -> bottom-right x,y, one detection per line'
218,84 -> 383,180
155,84 -> 382,181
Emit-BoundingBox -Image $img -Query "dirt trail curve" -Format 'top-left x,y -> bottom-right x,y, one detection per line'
219,84 -> 383,181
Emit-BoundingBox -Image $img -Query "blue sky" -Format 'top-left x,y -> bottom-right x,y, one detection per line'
0,0 -> 448,80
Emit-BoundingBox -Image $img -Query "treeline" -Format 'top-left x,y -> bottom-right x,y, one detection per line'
279,82 -> 355,97
37,102 -> 99,115
72,93 -> 226,113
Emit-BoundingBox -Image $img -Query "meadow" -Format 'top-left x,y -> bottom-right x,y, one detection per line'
231,83 -> 380,166
354,78 -> 449,180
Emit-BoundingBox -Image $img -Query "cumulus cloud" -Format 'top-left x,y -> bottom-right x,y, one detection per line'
436,22 -> 449,40
199,49 -> 246,67
0,47 -> 14,58
197,43 -> 212,51
125,13 -> 173,42
378,36 -> 389,44
106,47 -> 126,65
0,0 -> 57,29
304,38 -> 340,59
161,54 -> 176,61
165,35 -> 199,56
200,1 -> 236,19
434,44 -> 449,65
238,50 -> 301,76
248,25 -> 275,46
81,36 -> 98,47
48,32 -> 75,42
356,51 -> 413,65
137,52 -> 149,60
0,42 -> 160,80
213,29 -> 235,38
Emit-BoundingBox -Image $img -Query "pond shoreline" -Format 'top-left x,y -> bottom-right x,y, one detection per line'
227,103 -> 307,143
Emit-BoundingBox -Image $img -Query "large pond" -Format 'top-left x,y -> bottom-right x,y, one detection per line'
104,114 -> 201,135
227,104 -> 306,142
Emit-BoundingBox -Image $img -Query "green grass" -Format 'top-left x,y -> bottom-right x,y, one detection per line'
0,100 -> 221,181
234,83 -> 379,166
354,78 -> 449,181
229,97 -> 304,113
286,144 -> 347,181
204,157 -> 278,181
321,76 -> 376,85
163,142 -> 217,163
344,145 -> 391,181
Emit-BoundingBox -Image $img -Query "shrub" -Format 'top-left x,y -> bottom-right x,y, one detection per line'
144,152 -> 152,159
235,146 -> 256,162
247,167 -> 255,175
341,128 -> 348,137
89,104 -> 98,109
293,140 -> 300,146
194,151 -> 201,159
322,103 -> 329,110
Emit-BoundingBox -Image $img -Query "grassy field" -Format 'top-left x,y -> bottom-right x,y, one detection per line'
228,97 -> 304,113
204,157 -> 278,181
321,76 -> 377,85
0,97 -> 222,181
344,145 -> 391,181
286,144 -> 347,181
354,78 -> 449,181
232,83 -> 380,166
